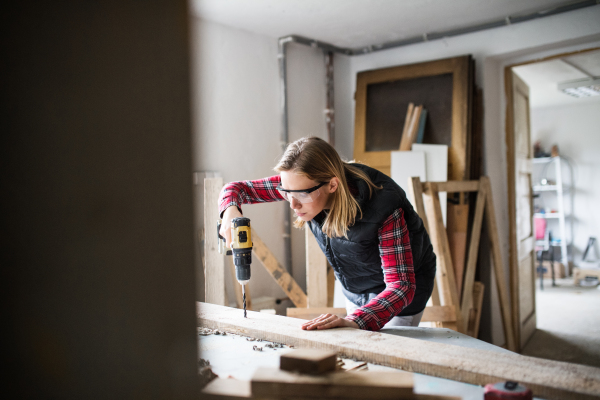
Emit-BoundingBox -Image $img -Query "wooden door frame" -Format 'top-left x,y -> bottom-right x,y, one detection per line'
504,46 -> 599,351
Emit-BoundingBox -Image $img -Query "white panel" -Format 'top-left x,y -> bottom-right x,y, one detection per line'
412,144 -> 449,226
391,151 -> 426,210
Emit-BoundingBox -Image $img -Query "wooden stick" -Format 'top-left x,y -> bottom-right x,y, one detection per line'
422,182 -> 463,332
252,229 -> 307,308
481,176 -> 517,352
467,282 -> 485,338
204,177 -> 226,306
326,266 -> 335,308
459,182 -> 485,332
400,102 -> 415,150
426,180 -> 480,194
198,302 -> 600,400
408,177 -> 429,234
306,227 -> 328,308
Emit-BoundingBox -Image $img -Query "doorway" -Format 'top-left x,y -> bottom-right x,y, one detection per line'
505,48 -> 600,366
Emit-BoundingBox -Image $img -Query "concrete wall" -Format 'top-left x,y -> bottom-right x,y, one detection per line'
531,100 -> 600,262
1,1 -> 198,397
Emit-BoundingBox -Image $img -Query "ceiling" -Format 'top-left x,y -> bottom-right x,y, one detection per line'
191,0 -> 581,48
513,49 -> 600,108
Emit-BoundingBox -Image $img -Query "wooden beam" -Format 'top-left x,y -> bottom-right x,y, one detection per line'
459,184 -> 486,332
204,177 -> 226,306
198,302 -> 600,400
287,307 -> 347,320
306,227 -> 328,308
421,306 -> 457,323
202,377 -> 460,400
482,176 -> 517,352
326,266 -> 335,307
425,180 -> 480,194
422,182 -> 462,332
408,177 -> 429,234
252,229 -> 307,308
467,282 -> 485,338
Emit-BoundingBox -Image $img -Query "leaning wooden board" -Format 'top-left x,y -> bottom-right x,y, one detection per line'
197,303 -> 600,400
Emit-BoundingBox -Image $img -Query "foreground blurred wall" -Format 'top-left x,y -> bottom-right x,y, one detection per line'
0,1 -> 198,398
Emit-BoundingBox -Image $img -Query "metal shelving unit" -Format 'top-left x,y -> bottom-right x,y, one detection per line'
532,156 -> 572,274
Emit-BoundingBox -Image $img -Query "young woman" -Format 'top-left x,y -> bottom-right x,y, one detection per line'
218,137 -> 436,331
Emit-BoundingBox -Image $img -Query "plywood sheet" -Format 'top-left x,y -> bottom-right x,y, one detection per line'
391,151 -> 426,211
412,144 -> 448,225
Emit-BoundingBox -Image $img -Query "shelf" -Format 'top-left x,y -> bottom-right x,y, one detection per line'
533,185 -> 559,192
532,157 -> 557,164
534,213 -> 562,219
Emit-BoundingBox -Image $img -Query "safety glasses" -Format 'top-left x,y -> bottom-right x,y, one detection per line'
277,182 -> 326,204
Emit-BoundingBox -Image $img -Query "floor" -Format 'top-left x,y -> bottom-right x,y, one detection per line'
521,276 -> 600,368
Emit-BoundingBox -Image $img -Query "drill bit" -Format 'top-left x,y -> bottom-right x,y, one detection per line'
242,284 -> 247,318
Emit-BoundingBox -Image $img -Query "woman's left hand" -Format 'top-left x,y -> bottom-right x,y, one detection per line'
301,313 -> 359,330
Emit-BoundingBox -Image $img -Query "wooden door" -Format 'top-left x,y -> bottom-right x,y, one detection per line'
506,71 -> 536,350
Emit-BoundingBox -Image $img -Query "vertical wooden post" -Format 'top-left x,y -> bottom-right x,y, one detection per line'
459,181 -> 486,332
422,182 -> 462,332
204,177 -> 226,306
482,176 -> 517,351
306,227 -> 328,308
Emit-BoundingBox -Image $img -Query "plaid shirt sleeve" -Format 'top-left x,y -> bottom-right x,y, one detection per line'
345,208 -> 416,331
218,175 -> 285,216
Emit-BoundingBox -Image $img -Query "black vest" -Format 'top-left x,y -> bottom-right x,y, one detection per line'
307,164 -> 436,316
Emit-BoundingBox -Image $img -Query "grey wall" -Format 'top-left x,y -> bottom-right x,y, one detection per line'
1,1 -> 198,398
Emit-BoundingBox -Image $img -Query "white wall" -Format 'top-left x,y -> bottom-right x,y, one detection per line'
531,101 -> 600,263
334,5 -> 600,345
190,19 -> 329,303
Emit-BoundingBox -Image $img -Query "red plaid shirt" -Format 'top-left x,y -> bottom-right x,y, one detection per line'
219,175 -> 416,331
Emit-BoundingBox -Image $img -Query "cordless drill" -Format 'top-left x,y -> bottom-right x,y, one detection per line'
218,217 -> 252,318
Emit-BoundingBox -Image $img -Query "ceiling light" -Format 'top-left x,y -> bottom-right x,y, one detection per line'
558,78 -> 600,98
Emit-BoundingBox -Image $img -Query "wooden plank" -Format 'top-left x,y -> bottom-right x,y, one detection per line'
422,182 -> 462,332
467,282 -> 485,338
421,305 -> 457,323
400,105 -> 422,151
408,177 -> 429,234
306,227 -> 328,308
447,203 -> 469,296
204,177 -> 226,306
428,180 -> 480,193
252,367 -> 414,399
202,377 -> 459,400
459,184 -> 486,332
198,302 -> 600,400
400,102 -> 415,147
287,307 -> 347,320
252,229 -> 307,308
280,349 -> 338,374
413,144 -> 448,225
481,176 -> 517,352
326,266 -> 335,307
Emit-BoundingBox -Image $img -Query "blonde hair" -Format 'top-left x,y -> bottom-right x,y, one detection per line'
274,137 -> 381,238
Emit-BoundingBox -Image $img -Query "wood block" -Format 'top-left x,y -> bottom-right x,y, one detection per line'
421,305 -> 457,323
251,367 -> 413,399
280,349 -> 338,374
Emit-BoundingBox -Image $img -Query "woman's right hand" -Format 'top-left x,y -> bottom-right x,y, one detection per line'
220,206 -> 243,248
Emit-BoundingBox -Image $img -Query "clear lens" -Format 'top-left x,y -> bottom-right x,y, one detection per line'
278,189 -> 320,204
